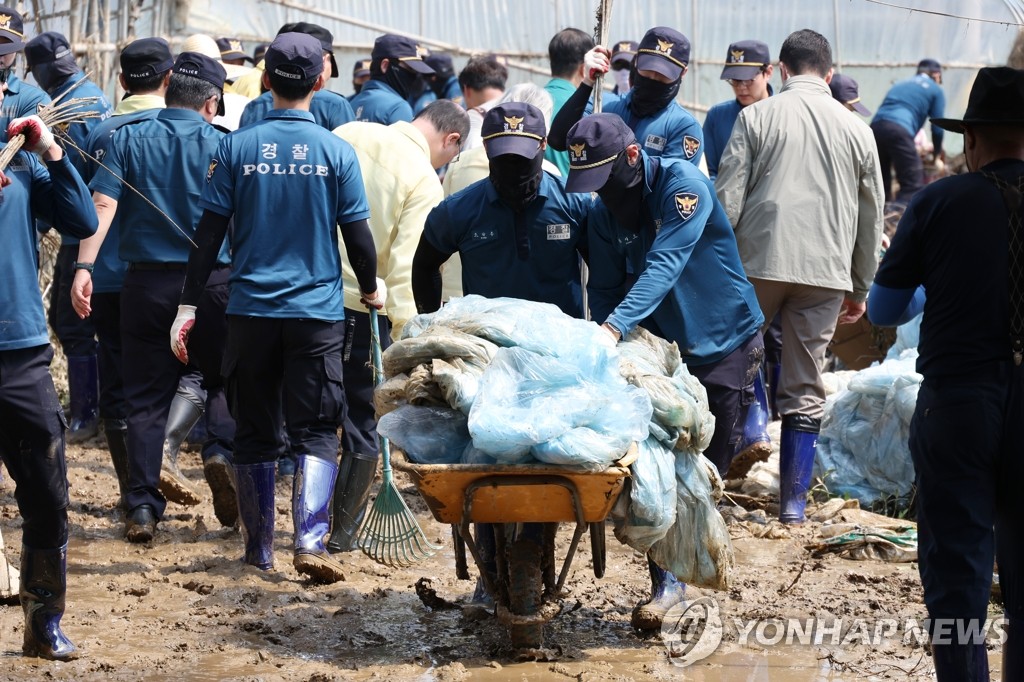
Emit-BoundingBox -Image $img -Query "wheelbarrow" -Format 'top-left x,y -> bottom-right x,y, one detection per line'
392,444 -> 638,648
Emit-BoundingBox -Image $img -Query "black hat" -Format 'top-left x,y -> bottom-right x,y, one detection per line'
0,6 -> 25,55
371,34 -> 434,75
424,52 -> 454,79
277,21 -> 337,77
917,58 -> 942,74
265,32 -> 324,82
932,67 -> 1024,133
611,40 -> 638,67
216,37 -> 252,63
829,73 -> 871,116
24,31 -> 74,68
635,27 -> 690,81
564,113 -> 636,193
720,40 -> 770,81
253,42 -> 270,64
482,102 -> 546,159
120,37 -> 173,81
173,52 -> 226,116
352,58 -> 371,78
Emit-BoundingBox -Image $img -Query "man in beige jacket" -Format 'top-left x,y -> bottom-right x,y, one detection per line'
716,28 -> 884,524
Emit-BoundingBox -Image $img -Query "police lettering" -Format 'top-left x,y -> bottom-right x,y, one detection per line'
242,163 -> 330,176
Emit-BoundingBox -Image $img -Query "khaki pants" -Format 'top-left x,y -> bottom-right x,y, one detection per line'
750,278 -> 845,419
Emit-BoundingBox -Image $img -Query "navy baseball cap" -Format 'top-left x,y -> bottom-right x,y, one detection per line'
24,31 -> 74,68
635,27 -> 690,81
917,58 -> 942,74
424,52 -> 454,79
352,58 -> 371,78
482,102 -> 546,159
829,73 -> 871,116
277,21 -> 337,77
372,34 -> 434,74
265,32 -> 324,81
216,37 -> 252,63
0,6 -> 25,55
253,42 -> 270,63
120,37 -> 173,81
564,113 -> 637,193
720,40 -> 770,81
173,52 -> 226,116
611,40 -> 638,67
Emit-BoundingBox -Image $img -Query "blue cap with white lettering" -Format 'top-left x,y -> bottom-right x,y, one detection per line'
265,32 -> 324,81
172,51 -> 226,89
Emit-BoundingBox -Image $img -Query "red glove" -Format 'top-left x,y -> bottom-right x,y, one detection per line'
7,115 -> 54,155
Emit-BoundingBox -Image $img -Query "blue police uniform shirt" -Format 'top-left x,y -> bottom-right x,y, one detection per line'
349,79 -> 414,124
239,89 -> 355,130
51,72 -> 113,247
589,93 -> 704,166
438,76 -> 462,102
423,172 -> 590,317
703,86 -> 773,181
0,73 -> 50,132
872,73 -> 945,146
409,89 -> 435,114
83,108 -> 161,293
588,153 -> 764,365
873,159 -> 1024,381
0,151 -> 97,350
90,108 -> 229,265
201,109 -> 370,320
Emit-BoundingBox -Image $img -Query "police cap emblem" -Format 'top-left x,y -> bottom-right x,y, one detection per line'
657,39 -> 673,54
504,115 -> 524,131
730,50 -> 744,63
568,142 -> 587,163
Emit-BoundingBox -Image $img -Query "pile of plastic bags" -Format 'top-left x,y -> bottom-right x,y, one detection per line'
816,316 -> 922,504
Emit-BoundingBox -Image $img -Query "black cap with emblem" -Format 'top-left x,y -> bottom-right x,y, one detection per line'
564,113 -> 637,193
635,27 -> 690,81
277,21 -> 338,77
482,102 -> 547,159
720,40 -> 770,81
0,6 -> 26,56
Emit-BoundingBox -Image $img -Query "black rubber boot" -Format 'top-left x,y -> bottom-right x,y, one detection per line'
159,386 -> 204,506
20,544 -> 78,661
65,355 -> 99,444
234,462 -> 276,569
103,418 -> 130,511
293,455 -> 346,583
931,640 -> 989,681
1004,617 -> 1021,682
326,451 -> 377,553
632,555 -> 687,631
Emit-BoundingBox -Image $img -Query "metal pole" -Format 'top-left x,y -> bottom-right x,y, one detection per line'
691,0 -> 699,108
833,0 -> 842,70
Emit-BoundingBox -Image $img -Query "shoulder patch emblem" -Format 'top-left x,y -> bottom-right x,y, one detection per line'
675,192 -> 699,221
683,135 -> 700,159
206,158 -> 218,182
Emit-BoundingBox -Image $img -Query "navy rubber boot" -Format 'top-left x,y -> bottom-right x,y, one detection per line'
65,355 -> 99,444
931,641 -> 989,682
293,455 -> 346,583
159,386 -> 205,506
778,415 -> 820,524
326,451 -> 377,553
103,418 -> 130,511
631,555 -> 687,631
233,461 -> 276,570
20,544 -> 78,661
727,371 -> 773,479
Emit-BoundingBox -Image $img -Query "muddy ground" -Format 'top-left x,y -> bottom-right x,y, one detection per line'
0,432 -> 1006,681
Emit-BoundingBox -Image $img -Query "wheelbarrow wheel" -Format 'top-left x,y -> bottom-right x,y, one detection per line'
506,536 -> 544,649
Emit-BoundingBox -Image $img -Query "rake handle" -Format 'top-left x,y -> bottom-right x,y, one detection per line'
369,307 -> 394,482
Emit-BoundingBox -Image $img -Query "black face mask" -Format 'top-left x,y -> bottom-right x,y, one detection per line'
489,150 -> 545,213
381,62 -> 425,100
352,81 -> 363,95
597,151 -> 645,232
629,70 -> 681,118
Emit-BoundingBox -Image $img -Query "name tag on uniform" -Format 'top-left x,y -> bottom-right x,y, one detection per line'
6,156 -> 28,172
546,224 -> 570,240
654,218 -> 663,234
645,134 -> 666,152
471,229 -> 497,241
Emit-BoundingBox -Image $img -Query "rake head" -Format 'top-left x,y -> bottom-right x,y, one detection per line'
358,482 -> 440,568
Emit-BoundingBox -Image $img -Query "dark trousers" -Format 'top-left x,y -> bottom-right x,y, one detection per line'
223,316 -> 347,466
764,313 -> 783,366
340,308 -> 392,458
91,291 -> 125,421
910,374 -> 1024,628
0,345 -> 70,548
121,267 -> 231,517
48,244 -> 97,357
177,371 -> 235,462
687,332 -> 764,476
871,119 -> 924,204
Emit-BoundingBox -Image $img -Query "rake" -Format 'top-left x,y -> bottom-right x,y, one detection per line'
358,306 -> 440,568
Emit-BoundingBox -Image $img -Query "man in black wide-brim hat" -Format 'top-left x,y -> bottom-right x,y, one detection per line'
868,66 -> 1024,681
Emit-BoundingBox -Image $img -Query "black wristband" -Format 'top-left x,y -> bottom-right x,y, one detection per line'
73,261 -> 95,273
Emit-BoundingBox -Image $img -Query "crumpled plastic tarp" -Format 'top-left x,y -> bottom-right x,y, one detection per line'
377,404 -> 471,464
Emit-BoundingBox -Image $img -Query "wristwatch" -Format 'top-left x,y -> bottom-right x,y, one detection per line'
73,261 -> 95,273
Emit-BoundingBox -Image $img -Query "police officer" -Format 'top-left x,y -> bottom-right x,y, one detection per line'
71,52 -> 235,542
23,31 -> 112,444
609,39 -> 637,96
349,34 -> 434,124
327,100 -> 469,553
424,52 -> 462,103
172,33 -> 379,584
830,73 -> 872,116
350,58 -> 371,97
1,108 -> 97,660
80,37 -> 173,510
566,113 -> 765,630
868,67 -> 1024,681
240,22 -> 355,130
549,27 -> 704,167
0,6 -> 50,131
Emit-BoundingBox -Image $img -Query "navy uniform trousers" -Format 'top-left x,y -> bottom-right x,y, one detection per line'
340,308 -> 391,458
910,367 -> 1024,634
49,244 -> 97,357
0,346 -> 70,548
121,265 -> 232,517
91,292 -> 125,422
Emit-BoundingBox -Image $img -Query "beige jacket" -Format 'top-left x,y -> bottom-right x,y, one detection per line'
716,75 -> 884,300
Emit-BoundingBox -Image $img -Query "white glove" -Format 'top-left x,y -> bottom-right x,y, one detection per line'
597,322 -> 621,348
170,305 -> 197,364
7,115 -> 54,155
583,47 -> 611,86
360,277 -> 388,311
